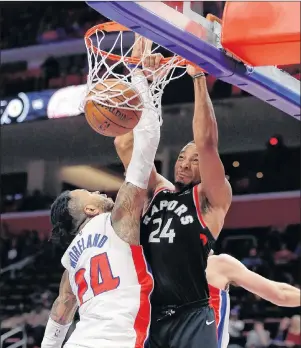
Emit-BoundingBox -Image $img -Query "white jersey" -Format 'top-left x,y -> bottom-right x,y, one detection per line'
61,213 -> 154,348
209,285 -> 231,348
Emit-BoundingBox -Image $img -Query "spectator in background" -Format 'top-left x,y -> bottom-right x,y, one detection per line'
273,317 -> 291,347
246,321 -> 270,348
1,311 -> 25,329
274,243 -> 297,265
242,248 -> 263,269
273,316 -> 301,348
228,308 -> 245,348
0,222 -> 10,267
294,242 -> 301,258
285,315 -> 301,347
24,302 -> 50,346
41,57 -> 60,87
7,237 -> 19,264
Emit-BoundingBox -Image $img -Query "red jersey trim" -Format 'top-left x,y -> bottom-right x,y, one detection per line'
130,246 -> 153,348
192,185 -> 206,228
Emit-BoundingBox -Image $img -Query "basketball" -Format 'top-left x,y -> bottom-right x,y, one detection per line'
84,79 -> 142,137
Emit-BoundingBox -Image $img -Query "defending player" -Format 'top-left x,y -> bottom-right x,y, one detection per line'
207,253 -> 301,348
115,63 -> 230,347
41,37 -> 160,348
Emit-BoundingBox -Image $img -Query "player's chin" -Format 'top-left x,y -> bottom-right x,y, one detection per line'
175,176 -> 191,185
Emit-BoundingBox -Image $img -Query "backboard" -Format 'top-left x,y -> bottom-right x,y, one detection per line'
86,1 -> 300,119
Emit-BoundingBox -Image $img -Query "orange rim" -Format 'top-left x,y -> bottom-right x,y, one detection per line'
84,21 -> 189,66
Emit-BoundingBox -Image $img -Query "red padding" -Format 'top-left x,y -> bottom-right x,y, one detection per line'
221,2 -> 301,66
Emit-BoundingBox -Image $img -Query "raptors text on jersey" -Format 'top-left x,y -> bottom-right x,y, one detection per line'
141,186 -> 215,306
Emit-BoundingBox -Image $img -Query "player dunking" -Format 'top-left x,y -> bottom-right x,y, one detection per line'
41,37 -> 161,348
115,63 -> 231,347
207,253 -> 301,348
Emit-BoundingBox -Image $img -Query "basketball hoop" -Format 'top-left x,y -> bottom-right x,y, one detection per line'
83,21 -> 188,112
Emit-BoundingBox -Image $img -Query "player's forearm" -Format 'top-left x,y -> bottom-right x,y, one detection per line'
50,295 -> 77,325
42,296 -> 77,348
277,283 -> 301,307
192,76 -> 218,148
114,132 -> 134,171
125,73 -> 160,190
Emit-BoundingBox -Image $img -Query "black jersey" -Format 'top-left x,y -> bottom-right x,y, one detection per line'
140,185 -> 215,306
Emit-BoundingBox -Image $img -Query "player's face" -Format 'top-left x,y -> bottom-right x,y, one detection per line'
71,189 -> 114,215
174,143 -> 201,186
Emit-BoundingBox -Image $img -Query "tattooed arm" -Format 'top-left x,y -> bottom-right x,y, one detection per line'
50,270 -> 77,324
41,270 -> 77,348
111,182 -> 146,245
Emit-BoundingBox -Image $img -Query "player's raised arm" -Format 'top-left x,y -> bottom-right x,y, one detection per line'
41,270 -> 77,348
111,37 -> 162,245
187,66 -> 232,213
114,34 -> 174,195
220,254 -> 301,307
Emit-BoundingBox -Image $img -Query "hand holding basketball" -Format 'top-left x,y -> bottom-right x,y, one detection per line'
84,80 -> 142,137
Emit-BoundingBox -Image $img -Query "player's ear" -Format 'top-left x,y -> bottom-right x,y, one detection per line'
84,204 -> 100,217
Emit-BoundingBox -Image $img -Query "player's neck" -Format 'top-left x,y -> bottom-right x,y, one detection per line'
77,217 -> 93,234
174,182 -> 194,192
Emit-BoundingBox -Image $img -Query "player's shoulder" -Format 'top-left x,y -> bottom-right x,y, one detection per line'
87,212 -> 111,226
78,213 -> 111,237
154,174 -> 175,194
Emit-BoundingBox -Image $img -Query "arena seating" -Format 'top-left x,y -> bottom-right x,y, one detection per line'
2,1 -> 299,100
0,2 -> 106,50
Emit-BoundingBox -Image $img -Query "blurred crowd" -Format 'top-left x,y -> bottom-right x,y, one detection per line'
2,2 -> 299,99
1,190 -> 53,214
0,220 -> 300,347
1,144 -> 299,215
1,2 -> 225,50
0,2 -> 105,49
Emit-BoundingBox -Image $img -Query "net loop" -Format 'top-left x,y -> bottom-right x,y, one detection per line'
83,21 -> 188,115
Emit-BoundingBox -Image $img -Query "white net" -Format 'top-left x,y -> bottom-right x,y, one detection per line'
83,25 -> 187,113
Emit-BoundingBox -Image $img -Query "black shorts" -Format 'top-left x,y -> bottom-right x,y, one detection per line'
148,302 -> 217,348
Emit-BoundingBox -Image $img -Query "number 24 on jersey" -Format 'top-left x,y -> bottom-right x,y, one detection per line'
149,218 -> 175,243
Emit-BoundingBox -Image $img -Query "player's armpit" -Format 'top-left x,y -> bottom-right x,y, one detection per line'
111,182 -> 146,245
192,77 -> 232,211
50,270 -> 78,325
221,254 -> 300,307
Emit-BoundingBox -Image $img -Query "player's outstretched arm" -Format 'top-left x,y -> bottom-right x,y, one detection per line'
187,66 -> 232,214
111,44 -> 161,244
114,34 -> 173,196
220,254 -> 301,307
41,270 -> 77,348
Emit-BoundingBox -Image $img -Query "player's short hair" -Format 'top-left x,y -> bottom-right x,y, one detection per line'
180,140 -> 195,154
50,190 -> 75,245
